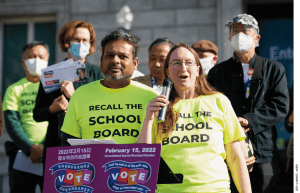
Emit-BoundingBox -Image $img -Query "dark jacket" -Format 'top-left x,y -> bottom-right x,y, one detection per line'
33,61 -> 102,163
207,54 -> 289,163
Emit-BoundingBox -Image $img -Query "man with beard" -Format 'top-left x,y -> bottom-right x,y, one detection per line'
133,38 -> 174,94
60,29 -> 158,145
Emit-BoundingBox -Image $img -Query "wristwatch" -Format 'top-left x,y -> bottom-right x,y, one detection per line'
288,122 -> 294,127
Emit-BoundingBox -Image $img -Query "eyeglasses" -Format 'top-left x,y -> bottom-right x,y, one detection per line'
169,60 -> 197,68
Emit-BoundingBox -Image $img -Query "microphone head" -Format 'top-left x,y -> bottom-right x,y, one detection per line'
163,78 -> 173,87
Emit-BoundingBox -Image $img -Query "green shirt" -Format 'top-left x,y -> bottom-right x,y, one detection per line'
3,78 -> 48,146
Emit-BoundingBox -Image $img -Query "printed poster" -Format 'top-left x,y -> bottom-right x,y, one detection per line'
43,144 -> 161,193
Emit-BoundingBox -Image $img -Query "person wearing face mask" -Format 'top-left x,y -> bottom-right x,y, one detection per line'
60,29 -> 158,146
207,14 -> 289,193
33,20 -> 102,167
133,38 -> 174,94
192,40 -> 218,77
2,41 -> 50,192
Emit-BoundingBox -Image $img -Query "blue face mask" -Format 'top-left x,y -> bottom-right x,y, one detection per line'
68,42 -> 90,60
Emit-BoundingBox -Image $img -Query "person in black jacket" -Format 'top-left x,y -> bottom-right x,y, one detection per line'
207,14 -> 289,193
33,20 -> 102,167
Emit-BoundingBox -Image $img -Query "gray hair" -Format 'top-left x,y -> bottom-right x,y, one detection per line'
22,41 -> 50,58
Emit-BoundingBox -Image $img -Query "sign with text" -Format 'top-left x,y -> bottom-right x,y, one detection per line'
43,144 -> 161,193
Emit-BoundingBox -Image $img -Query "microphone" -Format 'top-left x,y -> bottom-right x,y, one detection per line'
157,78 -> 173,123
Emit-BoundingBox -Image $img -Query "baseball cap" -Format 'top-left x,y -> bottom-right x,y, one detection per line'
225,14 -> 259,34
192,40 -> 218,55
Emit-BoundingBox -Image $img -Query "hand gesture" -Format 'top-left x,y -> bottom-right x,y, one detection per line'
60,81 -> 75,99
49,95 -> 69,113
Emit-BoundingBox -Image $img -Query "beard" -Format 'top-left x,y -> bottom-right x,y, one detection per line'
101,63 -> 134,81
101,71 -> 132,80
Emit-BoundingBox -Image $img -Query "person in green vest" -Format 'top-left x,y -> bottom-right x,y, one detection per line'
3,41 -> 49,192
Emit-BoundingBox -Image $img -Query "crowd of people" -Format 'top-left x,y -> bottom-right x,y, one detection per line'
0,13 -> 293,193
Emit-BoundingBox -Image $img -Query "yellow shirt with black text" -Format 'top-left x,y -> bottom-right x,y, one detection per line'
61,80 -> 158,144
2,78 -> 48,145
153,93 -> 246,193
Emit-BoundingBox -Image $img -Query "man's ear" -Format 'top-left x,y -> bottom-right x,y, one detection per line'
134,58 -> 139,70
100,55 -> 103,68
254,34 -> 261,44
212,55 -> 218,65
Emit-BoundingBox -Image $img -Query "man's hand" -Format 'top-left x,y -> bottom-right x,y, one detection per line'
237,117 -> 249,133
246,155 -> 256,172
49,95 -> 69,114
60,81 -> 75,99
29,144 -> 43,163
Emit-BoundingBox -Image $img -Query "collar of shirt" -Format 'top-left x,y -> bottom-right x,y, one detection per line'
232,52 -> 257,69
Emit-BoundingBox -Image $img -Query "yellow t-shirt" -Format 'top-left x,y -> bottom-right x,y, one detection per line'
153,93 -> 246,193
2,78 -> 48,145
61,80 -> 158,144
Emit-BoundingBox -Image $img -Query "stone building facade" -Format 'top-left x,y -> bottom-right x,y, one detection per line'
0,0 -> 293,192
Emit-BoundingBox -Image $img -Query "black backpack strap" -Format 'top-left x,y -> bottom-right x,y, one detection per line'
248,55 -> 264,100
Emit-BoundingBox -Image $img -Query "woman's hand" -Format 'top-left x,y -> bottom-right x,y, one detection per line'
145,95 -> 169,121
49,95 -> 69,114
60,81 -> 75,99
137,95 -> 169,144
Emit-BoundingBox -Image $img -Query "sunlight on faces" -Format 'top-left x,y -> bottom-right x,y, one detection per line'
70,27 -> 91,45
196,51 -> 217,65
101,40 -> 138,81
229,23 -> 260,49
167,47 -> 199,91
148,44 -> 172,80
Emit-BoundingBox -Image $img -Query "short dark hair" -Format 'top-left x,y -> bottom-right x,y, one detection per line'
22,41 -> 50,58
148,38 -> 174,52
101,29 -> 140,59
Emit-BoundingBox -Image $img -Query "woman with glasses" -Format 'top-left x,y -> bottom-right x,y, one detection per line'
137,43 -> 251,193
33,20 -> 102,166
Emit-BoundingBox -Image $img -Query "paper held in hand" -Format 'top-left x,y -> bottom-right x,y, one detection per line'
40,59 -> 88,93
13,150 -> 43,176
67,139 -> 118,146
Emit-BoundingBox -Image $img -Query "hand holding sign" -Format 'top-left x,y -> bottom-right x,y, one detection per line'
60,81 -> 75,99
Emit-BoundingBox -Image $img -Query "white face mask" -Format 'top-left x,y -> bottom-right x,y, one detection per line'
230,33 -> 254,53
24,57 -> 48,76
200,56 -> 214,76
68,42 -> 90,61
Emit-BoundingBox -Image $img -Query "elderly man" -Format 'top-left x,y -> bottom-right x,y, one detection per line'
3,41 -> 50,192
61,29 -> 158,145
192,40 -> 218,77
133,38 -> 174,94
207,14 -> 289,192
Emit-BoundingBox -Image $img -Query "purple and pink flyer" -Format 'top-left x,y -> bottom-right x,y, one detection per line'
43,144 -> 161,193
